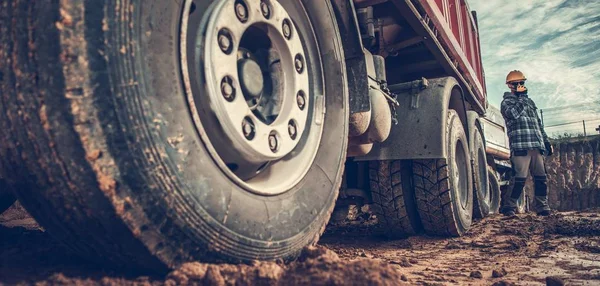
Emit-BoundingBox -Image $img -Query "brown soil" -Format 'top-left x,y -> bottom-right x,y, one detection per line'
1,203 -> 599,285
323,209 -> 600,285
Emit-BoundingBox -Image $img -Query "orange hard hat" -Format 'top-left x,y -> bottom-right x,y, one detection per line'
506,70 -> 526,83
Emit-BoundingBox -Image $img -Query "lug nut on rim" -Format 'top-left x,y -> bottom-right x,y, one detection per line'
242,117 -> 255,140
235,1 -> 248,22
288,121 -> 297,140
221,76 -> 235,101
218,35 -> 231,53
295,56 -> 304,73
260,1 -> 270,18
282,19 -> 292,39
218,30 -> 233,54
268,133 -> 278,152
297,91 -> 306,110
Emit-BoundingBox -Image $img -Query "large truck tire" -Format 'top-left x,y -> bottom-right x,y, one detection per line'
369,160 -> 422,237
486,168 -> 501,214
412,110 -> 473,236
0,0 -> 348,271
470,125 -> 491,219
0,179 -> 16,214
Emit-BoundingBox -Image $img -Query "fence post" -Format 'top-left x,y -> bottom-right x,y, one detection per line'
583,120 -> 587,136
540,109 -> 544,126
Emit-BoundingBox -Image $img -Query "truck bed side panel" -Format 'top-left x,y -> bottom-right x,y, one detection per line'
416,0 -> 486,105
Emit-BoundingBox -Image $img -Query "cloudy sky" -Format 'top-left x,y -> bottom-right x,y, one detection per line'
469,0 -> 600,135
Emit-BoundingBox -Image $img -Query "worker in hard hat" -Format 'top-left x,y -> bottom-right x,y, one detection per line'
500,70 -> 553,217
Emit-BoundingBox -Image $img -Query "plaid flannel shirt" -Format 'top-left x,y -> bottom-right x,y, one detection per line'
500,92 -> 549,152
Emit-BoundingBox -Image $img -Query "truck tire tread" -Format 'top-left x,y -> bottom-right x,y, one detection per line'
369,160 -> 420,237
412,159 -> 457,236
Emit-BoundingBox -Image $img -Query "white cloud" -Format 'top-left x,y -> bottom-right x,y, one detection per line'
469,0 -> 600,135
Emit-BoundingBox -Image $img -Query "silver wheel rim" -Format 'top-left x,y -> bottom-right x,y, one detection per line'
180,0 -> 325,196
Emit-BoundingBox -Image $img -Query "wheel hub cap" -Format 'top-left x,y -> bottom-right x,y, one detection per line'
203,0 -> 309,165
238,58 -> 264,98
180,0 -> 324,195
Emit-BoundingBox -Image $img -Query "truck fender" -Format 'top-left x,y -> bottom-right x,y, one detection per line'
355,76 -> 466,161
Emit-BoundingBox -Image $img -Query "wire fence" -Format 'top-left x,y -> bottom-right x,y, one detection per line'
540,106 -> 600,138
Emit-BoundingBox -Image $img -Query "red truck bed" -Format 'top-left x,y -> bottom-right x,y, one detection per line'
420,0 -> 486,104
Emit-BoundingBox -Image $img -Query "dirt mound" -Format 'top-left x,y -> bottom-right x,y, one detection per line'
164,246 -> 406,286
0,203 -> 406,286
28,246 -> 406,286
550,213 -> 600,236
0,221 -> 405,286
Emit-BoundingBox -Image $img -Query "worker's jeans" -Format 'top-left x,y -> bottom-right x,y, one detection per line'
503,149 -> 550,213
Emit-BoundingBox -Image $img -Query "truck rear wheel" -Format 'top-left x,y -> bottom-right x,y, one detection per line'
412,110 -> 473,236
369,160 -> 421,237
0,0 -> 347,271
487,168 -> 501,214
470,126 -> 491,218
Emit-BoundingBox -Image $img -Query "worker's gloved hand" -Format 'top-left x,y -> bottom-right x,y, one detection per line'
544,141 -> 553,156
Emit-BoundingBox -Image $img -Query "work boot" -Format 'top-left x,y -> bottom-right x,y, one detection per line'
534,196 -> 551,216
503,209 -> 516,217
534,176 -> 551,216
501,197 -> 518,217
537,210 -> 551,216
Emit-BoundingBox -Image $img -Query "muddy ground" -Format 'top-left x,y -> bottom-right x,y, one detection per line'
1,203 -> 599,286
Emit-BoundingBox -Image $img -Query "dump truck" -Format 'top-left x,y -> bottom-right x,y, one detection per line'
0,0 -> 512,271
